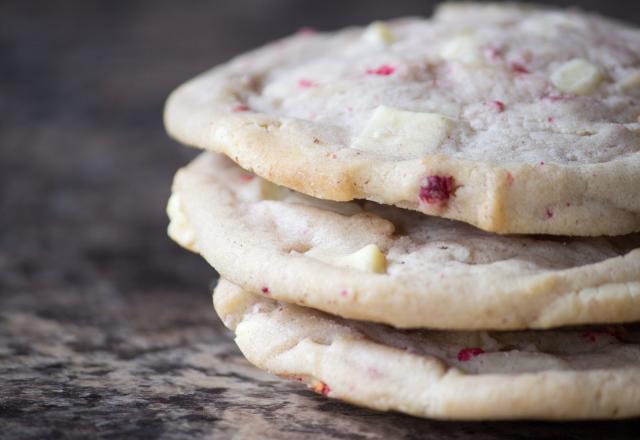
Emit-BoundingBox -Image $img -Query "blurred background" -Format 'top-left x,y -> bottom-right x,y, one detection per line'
2,1 -> 640,438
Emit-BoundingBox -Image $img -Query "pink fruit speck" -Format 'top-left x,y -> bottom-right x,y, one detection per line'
232,104 -> 250,112
419,175 -> 455,206
488,100 -> 505,113
296,26 -> 316,36
366,64 -> 396,76
457,348 -> 485,361
313,382 -> 331,396
261,286 -> 270,295
506,172 -> 514,186
298,79 -> 315,88
510,62 -> 529,74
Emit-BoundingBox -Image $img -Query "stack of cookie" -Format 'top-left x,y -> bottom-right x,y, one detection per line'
164,3 -> 640,420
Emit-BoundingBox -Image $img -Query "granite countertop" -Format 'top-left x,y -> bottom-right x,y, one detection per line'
2,1 -> 639,438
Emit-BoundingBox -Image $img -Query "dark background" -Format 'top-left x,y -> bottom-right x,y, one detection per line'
2,1 -> 640,438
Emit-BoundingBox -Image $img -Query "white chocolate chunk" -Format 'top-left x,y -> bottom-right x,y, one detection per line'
550,58 -> 603,95
619,71 -> 640,91
167,194 -> 198,251
439,34 -> 483,64
353,105 -> 453,158
362,21 -> 394,45
305,244 -> 387,274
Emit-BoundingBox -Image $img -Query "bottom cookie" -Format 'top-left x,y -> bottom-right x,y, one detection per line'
213,279 -> 640,420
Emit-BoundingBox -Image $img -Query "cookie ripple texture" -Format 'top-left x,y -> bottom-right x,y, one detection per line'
169,153 -> 640,330
214,279 -> 640,420
164,2 -> 640,236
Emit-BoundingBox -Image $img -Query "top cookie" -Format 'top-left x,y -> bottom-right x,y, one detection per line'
165,2 -> 640,236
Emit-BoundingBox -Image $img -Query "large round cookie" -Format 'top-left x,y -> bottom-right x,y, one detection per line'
164,2 -> 640,236
169,153 -> 640,330
214,279 -> 640,420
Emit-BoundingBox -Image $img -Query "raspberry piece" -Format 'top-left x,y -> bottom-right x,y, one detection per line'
366,64 -> 396,76
261,286 -> 270,295
296,26 -> 316,36
232,104 -> 250,112
487,100 -> 505,113
457,347 -> 485,361
313,382 -> 331,395
419,175 -> 455,206
510,62 -> 529,74
298,79 -> 315,88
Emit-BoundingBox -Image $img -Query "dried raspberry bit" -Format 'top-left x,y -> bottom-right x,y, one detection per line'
339,289 -> 348,298
547,116 -> 555,123
510,62 -> 529,74
487,100 -> 505,113
582,327 -> 624,343
232,104 -> 250,113
545,208 -> 554,219
506,172 -> 514,186
296,26 -> 316,36
419,175 -> 455,206
298,79 -> 315,88
239,174 -> 254,182
483,47 -> 503,62
457,347 -> 485,361
366,64 -> 396,76
367,367 -> 381,379
261,286 -> 270,295
313,382 -> 331,396
542,92 -> 570,102
539,161 -> 545,166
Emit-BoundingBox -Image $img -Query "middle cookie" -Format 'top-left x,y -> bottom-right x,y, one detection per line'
169,153 -> 640,330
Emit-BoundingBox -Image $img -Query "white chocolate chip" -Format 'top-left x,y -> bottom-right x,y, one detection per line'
619,71 -> 640,91
353,105 -> 454,158
362,21 -> 394,45
550,58 -> 603,95
439,34 -> 483,65
306,244 -> 387,274
167,193 -> 198,252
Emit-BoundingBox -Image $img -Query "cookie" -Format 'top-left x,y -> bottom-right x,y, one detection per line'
164,2 -> 640,236
168,153 -> 640,329
213,279 -> 640,420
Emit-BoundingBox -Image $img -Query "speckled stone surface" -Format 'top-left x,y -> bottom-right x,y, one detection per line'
2,1 -> 640,438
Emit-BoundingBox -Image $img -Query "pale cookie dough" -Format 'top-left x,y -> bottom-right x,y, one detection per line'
169,153 -> 640,330
214,279 -> 640,420
164,2 -> 640,236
